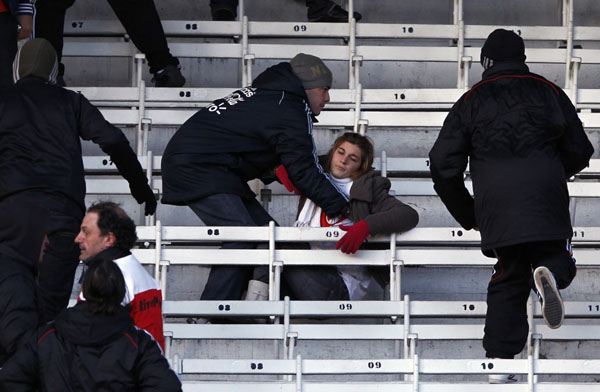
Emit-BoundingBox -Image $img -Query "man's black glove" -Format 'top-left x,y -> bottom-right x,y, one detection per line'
130,181 -> 157,215
104,142 -> 157,215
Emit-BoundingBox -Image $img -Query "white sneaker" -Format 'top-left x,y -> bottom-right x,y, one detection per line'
244,280 -> 269,301
533,266 -> 564,329
489,374 -> 517,384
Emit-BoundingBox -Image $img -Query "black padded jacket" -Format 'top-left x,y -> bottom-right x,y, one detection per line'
0,301 -> 181,392
161,62 -> 349,217
429,62 -> 594,251
0,77 -> 150,213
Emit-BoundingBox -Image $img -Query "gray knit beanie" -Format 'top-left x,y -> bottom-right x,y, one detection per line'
290,53 -> 332,89
13,38 -> 58,85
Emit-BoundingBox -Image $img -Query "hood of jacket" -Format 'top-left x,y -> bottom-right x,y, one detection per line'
482,60 -> 529,80
252,62 -> 308,100
54,301 -> 134,346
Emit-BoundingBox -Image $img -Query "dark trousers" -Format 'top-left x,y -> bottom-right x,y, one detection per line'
189,193 -> 350,301
210,0 -> 338,17
483,240 -> 576,359
0,259 -> 37,366
35,0 -> 176,75
33,194 -> 82,324
0,13 -> 17,88
189,193 -> 275,300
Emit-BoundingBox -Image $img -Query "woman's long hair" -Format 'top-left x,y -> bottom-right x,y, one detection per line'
82,257 -> 125,315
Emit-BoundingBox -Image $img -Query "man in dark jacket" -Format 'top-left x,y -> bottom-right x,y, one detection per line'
0,0 -> 34,87
0,38 -> 157,323
429,29 -> 594,366
162,53 -> 349,300
0,257 -> 182,391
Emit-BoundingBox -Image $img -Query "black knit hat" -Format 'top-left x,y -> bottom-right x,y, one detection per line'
480,29 -> 526,69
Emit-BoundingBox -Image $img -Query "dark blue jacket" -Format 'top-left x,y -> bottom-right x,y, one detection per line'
2,0 -> 35,17
162,62 -> 348,216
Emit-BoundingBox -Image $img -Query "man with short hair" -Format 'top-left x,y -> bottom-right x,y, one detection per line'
162,53 -> 350,301
429,29 -> 594,382
75,201 -> 165,350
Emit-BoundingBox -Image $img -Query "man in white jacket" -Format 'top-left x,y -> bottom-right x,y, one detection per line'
74,201 -> 165,351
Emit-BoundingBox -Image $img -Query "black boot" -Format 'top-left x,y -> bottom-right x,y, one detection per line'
152,64 -> 185,87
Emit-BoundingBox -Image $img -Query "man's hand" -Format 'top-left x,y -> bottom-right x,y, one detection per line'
17,14 -> 33,40
130,182 -> 158,215
336,220 -> 370,254
275,165 -> 300,195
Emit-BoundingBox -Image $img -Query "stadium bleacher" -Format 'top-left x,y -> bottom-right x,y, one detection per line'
57,0 -> 600,389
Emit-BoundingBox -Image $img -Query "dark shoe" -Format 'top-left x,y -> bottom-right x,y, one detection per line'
308,4 -> 362,23
212,7 -> 236,21
533,266 -> 564,329
152,64 -> 185,87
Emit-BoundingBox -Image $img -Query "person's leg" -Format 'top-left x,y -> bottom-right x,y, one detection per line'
529,240 -> 575,328
34,0 -> 75,84
0,261 -> 37,366
36,214 -> 81,324
305,0 -> 362,23
482,244 -> 532,359
189,194 -> 275,300
106,0 -> 185,86
209,0 -> 238,21
0,13 -> 17,88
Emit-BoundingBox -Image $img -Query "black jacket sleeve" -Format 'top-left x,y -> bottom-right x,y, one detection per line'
135,331 -> 182,392
264,102 -> 348,217
556,90 -> 594,178
74,93 -> 157,213
0,333 -> 39,392
429,101 -> 477,230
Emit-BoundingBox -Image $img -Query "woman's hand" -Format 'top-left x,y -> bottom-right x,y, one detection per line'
336,220 -> 370,254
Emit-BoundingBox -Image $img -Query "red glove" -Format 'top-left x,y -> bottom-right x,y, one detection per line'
275,165 -> 300,195
336,220 -> 370,254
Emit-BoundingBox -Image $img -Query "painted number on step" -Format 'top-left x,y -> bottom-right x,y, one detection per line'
207,229 -> 220,235
368,361 -> 382,369
573,230 -> 585,238
401,26 -> 414,33
588,304 -> 600,312
339,303 -> 353,310
450,230 -> 463,237
185,23 -> 198,30
250,362 -> 263,370
218,304 -> 231,311
71,21 -> 84,28
481,362 -> 494,370
393,93 -> 406,100
294,25 -> 307,32
462,304 -> 476,311
326,231 -> 340,238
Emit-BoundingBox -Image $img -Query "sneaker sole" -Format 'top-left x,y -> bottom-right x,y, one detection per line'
534,267 -> 564,329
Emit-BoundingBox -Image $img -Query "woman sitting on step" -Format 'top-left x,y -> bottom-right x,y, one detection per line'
248,132 -> 420,301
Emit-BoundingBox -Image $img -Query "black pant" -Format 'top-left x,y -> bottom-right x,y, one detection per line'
35,0 -> 177,75
0,258 -> 38,366
483,240 -> 576,359
210,0 -> 338,18
189,193 -> 275,300
33,194 -> 83,324
0,13 -> 17,88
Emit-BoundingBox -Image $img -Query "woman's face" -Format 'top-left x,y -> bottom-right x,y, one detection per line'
329,141 -> 363,179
